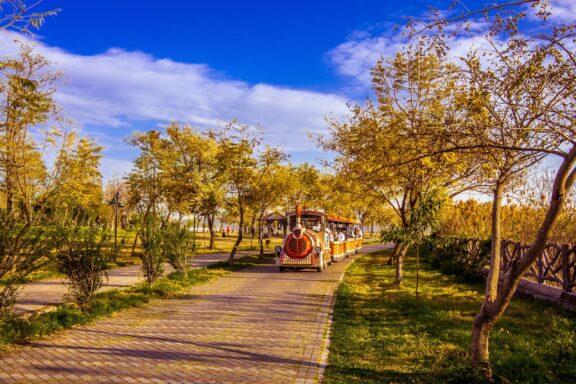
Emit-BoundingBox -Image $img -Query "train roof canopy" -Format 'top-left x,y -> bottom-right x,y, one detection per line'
285,208 -> 326,217
284,208 -> 359,224
327,214 -> 360,224
264,212 -> 286,222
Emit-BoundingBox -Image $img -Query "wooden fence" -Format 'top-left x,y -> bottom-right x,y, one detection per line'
500,240 -> 576,293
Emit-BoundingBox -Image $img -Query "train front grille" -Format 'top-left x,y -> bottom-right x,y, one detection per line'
284,233 -> 313,259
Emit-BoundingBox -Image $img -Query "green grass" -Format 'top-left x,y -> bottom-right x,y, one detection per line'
0,253 -> 274,350
324,249 -> 576,384
361,234 -> 382,245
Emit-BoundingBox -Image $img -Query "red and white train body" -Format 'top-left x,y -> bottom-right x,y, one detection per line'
275,206 -> 362,272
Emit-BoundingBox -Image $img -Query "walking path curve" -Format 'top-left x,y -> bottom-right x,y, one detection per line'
15,251 -> 254,314
1,243 -> 390,383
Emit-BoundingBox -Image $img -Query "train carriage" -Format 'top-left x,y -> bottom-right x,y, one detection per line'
274,205 -> 362,272
327,215 -> 363,261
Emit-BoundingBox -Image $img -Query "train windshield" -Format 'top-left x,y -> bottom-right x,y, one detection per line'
288,215 -> 324,232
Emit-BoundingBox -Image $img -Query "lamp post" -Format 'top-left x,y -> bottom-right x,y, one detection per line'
109,191 -> 125,262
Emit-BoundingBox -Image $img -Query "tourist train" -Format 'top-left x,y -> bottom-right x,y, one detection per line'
274,205 -> 363,272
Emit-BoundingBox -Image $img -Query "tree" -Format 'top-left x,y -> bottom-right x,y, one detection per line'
126,130 -> 166,283
281,162 -> 324,211
162,123 -> 222,249
461,15 -> 575,382
0,44 -> 72,310
0,0 -> 58,32
322,172 -> 383,225
213,121 -> 261,263
250,151 -> 289,256
321,49 -> 476,284
126,130 -> 164,223
0,44 -> 62,223
406,1 -> 576,379
51,133 -> 104,225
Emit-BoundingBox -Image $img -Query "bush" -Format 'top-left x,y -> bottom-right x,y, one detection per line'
138,218 -> 164,284
0,214 -> 58,312
160,223 -> 194,274
56,226 -> 111,311
422,235 -> 491,279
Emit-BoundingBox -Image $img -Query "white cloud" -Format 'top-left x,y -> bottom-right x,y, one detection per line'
547,0 -> 576,23
99,157 -> 135,181
327,0 -> 576,89
0,31 -> 351,179
327,33 -> 405,86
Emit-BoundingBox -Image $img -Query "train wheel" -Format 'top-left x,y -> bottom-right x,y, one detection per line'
279,267 -> 286,272
316,266 -> 322,272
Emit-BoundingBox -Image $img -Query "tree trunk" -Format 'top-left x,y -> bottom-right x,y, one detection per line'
248,214 -> 255,239
228,207 -> 244,264
387,242 -> 399,265
258,211 -> 265,256
207,214 -> 216,250
61,207 -> 69,226
5,146 -> 16,217
395,243 -> 408,285
485,180 -> 505,303
471,313 -> 495,380
130,232 -> 139,258
471,179 -> 505,379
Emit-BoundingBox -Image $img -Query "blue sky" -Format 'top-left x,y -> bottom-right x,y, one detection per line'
39,1 -> 429,91
1,0 -> 573,180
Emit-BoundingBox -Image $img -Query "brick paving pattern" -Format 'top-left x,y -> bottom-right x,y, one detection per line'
1,244 -> 388,383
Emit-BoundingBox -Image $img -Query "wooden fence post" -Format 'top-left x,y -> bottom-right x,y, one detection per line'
537,248 -> 544,284
562,244 -> 570,292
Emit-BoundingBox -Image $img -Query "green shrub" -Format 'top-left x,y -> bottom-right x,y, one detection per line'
422,235 -> 490,280
160,223 -> 194,274
0,214 -> 59,311
56,226 -> 111,311
138,218 -> 164,284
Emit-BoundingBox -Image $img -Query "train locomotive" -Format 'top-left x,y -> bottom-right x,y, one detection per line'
274,205 -> 362,272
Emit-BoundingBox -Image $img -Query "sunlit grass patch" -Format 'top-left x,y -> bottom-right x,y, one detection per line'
324,249 -> 576,384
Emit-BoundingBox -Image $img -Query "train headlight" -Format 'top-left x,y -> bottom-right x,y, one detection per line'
275,246 -> 282,255
314,246 -> 322,254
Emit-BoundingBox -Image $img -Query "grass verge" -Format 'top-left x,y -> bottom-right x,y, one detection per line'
324,249 -> 576,384
0,253 -> 273,350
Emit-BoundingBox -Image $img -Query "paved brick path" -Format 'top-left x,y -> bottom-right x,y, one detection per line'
1,244 -> 389,383
15,251 -> 254,314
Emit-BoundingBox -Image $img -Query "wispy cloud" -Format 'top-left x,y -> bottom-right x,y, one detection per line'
326,0 -> 576,90
327,32 -> 406,87
546,0 -> 576,22
327,29 -> 496,91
